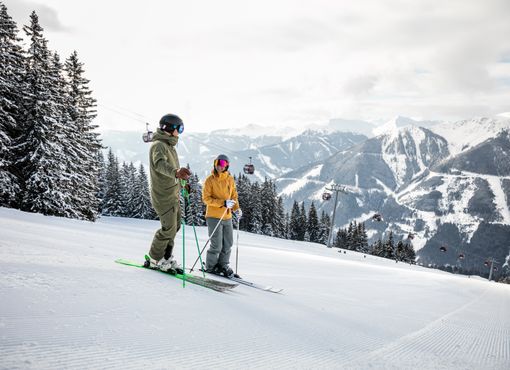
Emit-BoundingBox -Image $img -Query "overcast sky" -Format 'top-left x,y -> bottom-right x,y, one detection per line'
4,0 -> 510,133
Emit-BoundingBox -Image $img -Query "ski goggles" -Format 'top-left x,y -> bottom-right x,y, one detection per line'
216,159 -> 229,167
162,123 -> 184,134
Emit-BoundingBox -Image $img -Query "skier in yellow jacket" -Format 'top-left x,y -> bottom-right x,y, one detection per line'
202,154 -> 242,277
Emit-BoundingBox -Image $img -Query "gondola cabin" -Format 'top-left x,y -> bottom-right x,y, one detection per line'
243,163 -> 255,175
322,192 -> 332,201
439,246 -> 447,252
372,213 -> 382,222
142,123 -> 153,143
458,253 -> 465,260
243,156 -> 255,175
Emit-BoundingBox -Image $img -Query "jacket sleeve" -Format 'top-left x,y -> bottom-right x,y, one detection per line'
202,177 -> 226,208
151,143 -> 177,178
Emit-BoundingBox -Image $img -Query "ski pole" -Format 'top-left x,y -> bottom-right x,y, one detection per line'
189,207 -> 229,272
235,214 -> 240,275
179,179 -> 206,278
180,181 -> 187,288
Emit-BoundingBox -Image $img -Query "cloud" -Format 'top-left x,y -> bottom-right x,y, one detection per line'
3,0 -> 68,31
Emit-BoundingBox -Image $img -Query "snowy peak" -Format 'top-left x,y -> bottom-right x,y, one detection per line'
430,117 -> 510,156
372,116 -> 441,136
379,126 -> 449,188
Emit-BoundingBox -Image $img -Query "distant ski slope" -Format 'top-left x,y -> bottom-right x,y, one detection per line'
0,208 -> 509,369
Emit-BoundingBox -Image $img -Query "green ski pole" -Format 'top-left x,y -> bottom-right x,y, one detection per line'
180,179 -> 206,278
181,182 -> 187,288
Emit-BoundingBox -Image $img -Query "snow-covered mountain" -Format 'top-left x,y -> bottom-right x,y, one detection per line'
1,208 -> 509,369
429,117 -> 510,156
276,122 -> 510,271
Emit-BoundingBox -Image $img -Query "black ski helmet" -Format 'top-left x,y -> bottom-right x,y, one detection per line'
159,114 -> 184,134
214,154 -> 230,171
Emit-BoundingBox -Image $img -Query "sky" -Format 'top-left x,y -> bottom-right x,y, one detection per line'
4,0 -> 510,133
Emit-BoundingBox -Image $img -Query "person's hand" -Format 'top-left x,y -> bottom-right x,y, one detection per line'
234,208 -> 242,219
224,199 -> 236,209
176,167 -> 191,180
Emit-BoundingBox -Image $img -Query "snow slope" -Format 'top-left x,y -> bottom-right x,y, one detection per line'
0,208 -> 509,369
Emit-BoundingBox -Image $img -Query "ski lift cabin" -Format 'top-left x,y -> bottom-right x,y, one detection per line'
458,253 -> 465,260
372,213 -> 383,222
439,246 -> 447,252
243,157 -> 255,175
142,123 -> 153,143
322,192 -> 332,201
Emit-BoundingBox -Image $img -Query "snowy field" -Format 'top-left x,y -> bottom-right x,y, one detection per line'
0,208 -> 509,370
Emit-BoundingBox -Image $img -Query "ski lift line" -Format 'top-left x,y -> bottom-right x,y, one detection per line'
438,242 -> 500,265
98,103 -> 148,124
99,101 -> 148,119
186,133 -> 238,157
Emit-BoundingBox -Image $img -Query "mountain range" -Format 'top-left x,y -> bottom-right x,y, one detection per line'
101,115 -> 510,271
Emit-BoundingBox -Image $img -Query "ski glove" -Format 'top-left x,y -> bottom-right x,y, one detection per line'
224,199 -> 236,209
176,167 -> 191,180
234,208 -> 243,219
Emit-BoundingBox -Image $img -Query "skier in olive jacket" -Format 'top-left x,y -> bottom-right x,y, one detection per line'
146,114 -> 191,273
202,154 -> 242,277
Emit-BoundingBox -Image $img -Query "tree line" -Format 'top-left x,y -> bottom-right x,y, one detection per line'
0,5 -> 101,220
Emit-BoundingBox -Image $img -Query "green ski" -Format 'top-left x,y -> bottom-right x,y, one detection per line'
115,259 -> 238,292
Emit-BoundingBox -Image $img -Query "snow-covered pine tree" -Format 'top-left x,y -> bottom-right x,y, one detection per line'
249,181 -> 263,234
334,228 -> 348,249
298,201 -> 307,241
370,239 -> 384,256
288,200 -> 300,240
307,201 -> 319,243
96,150 -> 106,214
64,50 -> 101,221
120,162 -> 137,217
16,12 -> 69,216
283,212 -> 290,239
102,149 -> 123,216
383,231 -> 395,259
0,3 -> 24,207
358,222 -> 369,253
274,196 -> 286,238
317,210 -> 331,245
186,173 -> 205,226
260,177 -> 276,236
403,242 -> 416,263
235,173 -> 251,231
131,163 -> 156,219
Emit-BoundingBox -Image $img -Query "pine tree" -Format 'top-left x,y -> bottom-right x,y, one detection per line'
120,162 -> 137,217
16,12 -> 69,216
298,202 -> 307,241
235,173 -> 252,231
334,228 -> 348,249
0,3 -> 24,207
96,150 -> 106,214
64,50 -> 101,220
249,181 -> 263,234
102,149 -> 123,216
318,211 -> 331,245
260,177 -> 275,236
131,163 -> 155,219
186,173 -> 205,226
289,201 -> 300,240
274,196 -> 286,238
383,231 -> 395,259
307,201 -> 319,242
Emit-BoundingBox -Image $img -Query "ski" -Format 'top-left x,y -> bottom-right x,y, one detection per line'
115,259 -> 238,292
198,269 -> 283,294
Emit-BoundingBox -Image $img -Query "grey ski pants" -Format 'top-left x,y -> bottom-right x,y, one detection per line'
149,204 -> 181,261
205,217 -> 234,270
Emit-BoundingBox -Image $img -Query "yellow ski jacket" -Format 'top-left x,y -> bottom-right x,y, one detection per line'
202,170 -> 239,219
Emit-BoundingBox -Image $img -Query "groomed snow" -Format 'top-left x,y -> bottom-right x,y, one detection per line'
1,208 -> 509,369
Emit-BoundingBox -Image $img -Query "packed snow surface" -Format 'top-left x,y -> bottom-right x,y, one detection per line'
1,208 -> 509,369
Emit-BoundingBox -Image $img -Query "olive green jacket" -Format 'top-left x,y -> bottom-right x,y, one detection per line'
149,129 -> 181,214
